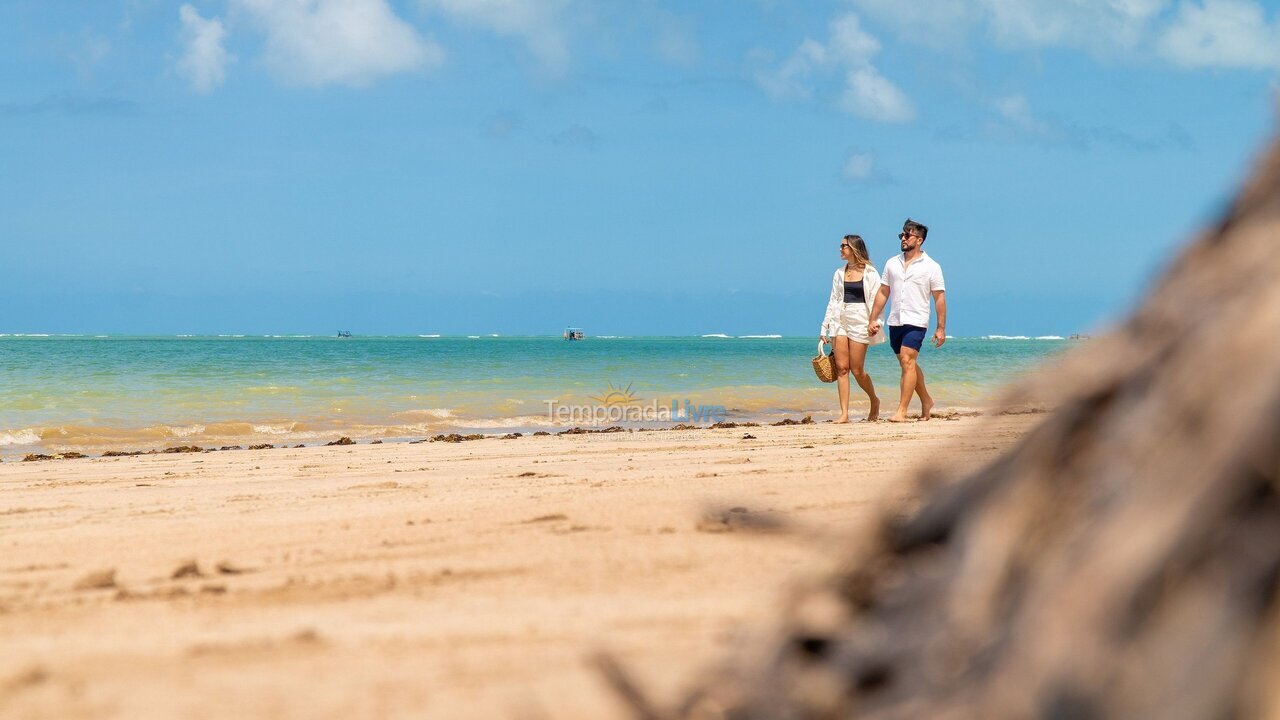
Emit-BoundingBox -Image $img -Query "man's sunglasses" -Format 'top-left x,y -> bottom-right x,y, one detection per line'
899,232 -> 920,240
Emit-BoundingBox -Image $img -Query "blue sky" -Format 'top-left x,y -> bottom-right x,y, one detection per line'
2,0 -> 1278,336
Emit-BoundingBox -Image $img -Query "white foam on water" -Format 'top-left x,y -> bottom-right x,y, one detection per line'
0,429 -> 41,446
983,335 -> 1031,340
251,423 -> 298,435
467,335 -> 480,339
166,424 -> 206,438
1035,335 -> 1065,340
737,334 -> 782,339
701,333 -> 732,338
392,408 -> 455,420
245,385 -> 300,394
445,414 -> 557,429
418,334 -> 441,338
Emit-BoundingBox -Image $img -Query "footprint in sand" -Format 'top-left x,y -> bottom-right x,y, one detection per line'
73,568 -> 116,591
522,513 -> 568,523
344,481 -> 401,490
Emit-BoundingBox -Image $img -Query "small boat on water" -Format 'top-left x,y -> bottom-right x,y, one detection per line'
563,327 -> 585,341
337,330 -> 352,338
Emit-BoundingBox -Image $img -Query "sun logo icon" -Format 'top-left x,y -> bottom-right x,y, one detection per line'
590,381 -> 640,407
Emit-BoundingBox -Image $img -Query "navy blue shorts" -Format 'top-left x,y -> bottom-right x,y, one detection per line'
889,325 -> 927,354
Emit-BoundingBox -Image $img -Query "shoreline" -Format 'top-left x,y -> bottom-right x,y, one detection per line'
5,405 -> 1049,462
0,413 -> 1042,718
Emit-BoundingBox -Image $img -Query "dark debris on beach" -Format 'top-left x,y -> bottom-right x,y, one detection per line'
6,414 -> 955,463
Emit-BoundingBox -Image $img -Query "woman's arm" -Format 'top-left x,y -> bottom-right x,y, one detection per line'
820,270 -> 840,338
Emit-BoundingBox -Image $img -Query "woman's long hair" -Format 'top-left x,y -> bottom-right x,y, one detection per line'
844,234 -> 873,271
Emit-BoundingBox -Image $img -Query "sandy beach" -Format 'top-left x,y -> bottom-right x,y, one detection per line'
0,415 -> 1039,719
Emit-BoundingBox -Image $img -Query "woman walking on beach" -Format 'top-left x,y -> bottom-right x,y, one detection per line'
820,235 -> 885,423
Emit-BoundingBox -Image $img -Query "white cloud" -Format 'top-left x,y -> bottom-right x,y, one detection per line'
177,4 -> 232,93
654,14 -> 699,67
827,12 -> 882,65
994,94 -> 1052,137
850,0 -> 1173,57
234,0 -> 443,87
841,151 -> 876,183
755,39 -> 826,100
983,93 -> 1185,150
982,0 -> 1170,52
843,67 -> 915,123
419,0 -> 570,75
756,12 -> 913,124
1157,0 -> 1280,70
843,0 -> 975,49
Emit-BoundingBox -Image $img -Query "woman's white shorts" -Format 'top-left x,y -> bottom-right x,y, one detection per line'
833,302 -> 872,344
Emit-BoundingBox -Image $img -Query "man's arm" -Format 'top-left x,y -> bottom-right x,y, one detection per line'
932,290 -> 947,347
868,285 -> 890,336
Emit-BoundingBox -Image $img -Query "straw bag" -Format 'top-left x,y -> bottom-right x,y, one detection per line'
812,339 -> 836,383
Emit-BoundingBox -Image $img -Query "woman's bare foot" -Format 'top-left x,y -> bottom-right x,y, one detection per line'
833,416 -> 850,424
921,397 -> 934,421
888,412 -> 912,423
866,397 -> 880,422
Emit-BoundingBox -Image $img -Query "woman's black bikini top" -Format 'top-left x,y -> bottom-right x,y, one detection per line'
843,278 -> 865,304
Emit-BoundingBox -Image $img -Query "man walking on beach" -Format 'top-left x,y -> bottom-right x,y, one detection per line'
868,218 -> 947,422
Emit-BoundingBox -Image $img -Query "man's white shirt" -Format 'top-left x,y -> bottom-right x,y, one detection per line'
882,251 -> 945,327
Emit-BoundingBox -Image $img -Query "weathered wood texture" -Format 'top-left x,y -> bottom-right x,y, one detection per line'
668,139 -> 1280,719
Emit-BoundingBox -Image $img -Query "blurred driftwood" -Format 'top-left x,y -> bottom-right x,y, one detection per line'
659,139 -> 1280,719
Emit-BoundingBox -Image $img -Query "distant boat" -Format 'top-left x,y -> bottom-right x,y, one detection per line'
563,327 -> 585,341
337,330 -> 352,338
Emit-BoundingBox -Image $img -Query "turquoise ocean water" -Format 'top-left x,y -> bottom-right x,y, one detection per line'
0,335 -> 1072,457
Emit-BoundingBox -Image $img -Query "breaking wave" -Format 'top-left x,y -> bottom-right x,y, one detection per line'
0,428 -> 41,446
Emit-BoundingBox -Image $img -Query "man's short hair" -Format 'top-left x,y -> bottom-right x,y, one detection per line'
903,218 -> 928,241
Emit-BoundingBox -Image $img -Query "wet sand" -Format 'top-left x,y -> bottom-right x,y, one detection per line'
0,415 -> 1039,718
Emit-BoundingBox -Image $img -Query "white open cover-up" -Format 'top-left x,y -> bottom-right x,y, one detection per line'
821,265 -> 887,346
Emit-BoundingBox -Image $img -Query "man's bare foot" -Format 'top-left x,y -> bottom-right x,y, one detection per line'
833,416 -> 850,424
921,398 -> 934,421
866,397 -> 880,422
888,413 -> 912,423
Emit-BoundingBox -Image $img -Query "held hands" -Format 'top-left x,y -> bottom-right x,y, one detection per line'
867,321 -> 883,338
933,328 -> 946,348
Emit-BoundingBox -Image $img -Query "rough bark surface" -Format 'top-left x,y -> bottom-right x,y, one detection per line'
661,139 -> 1280,720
